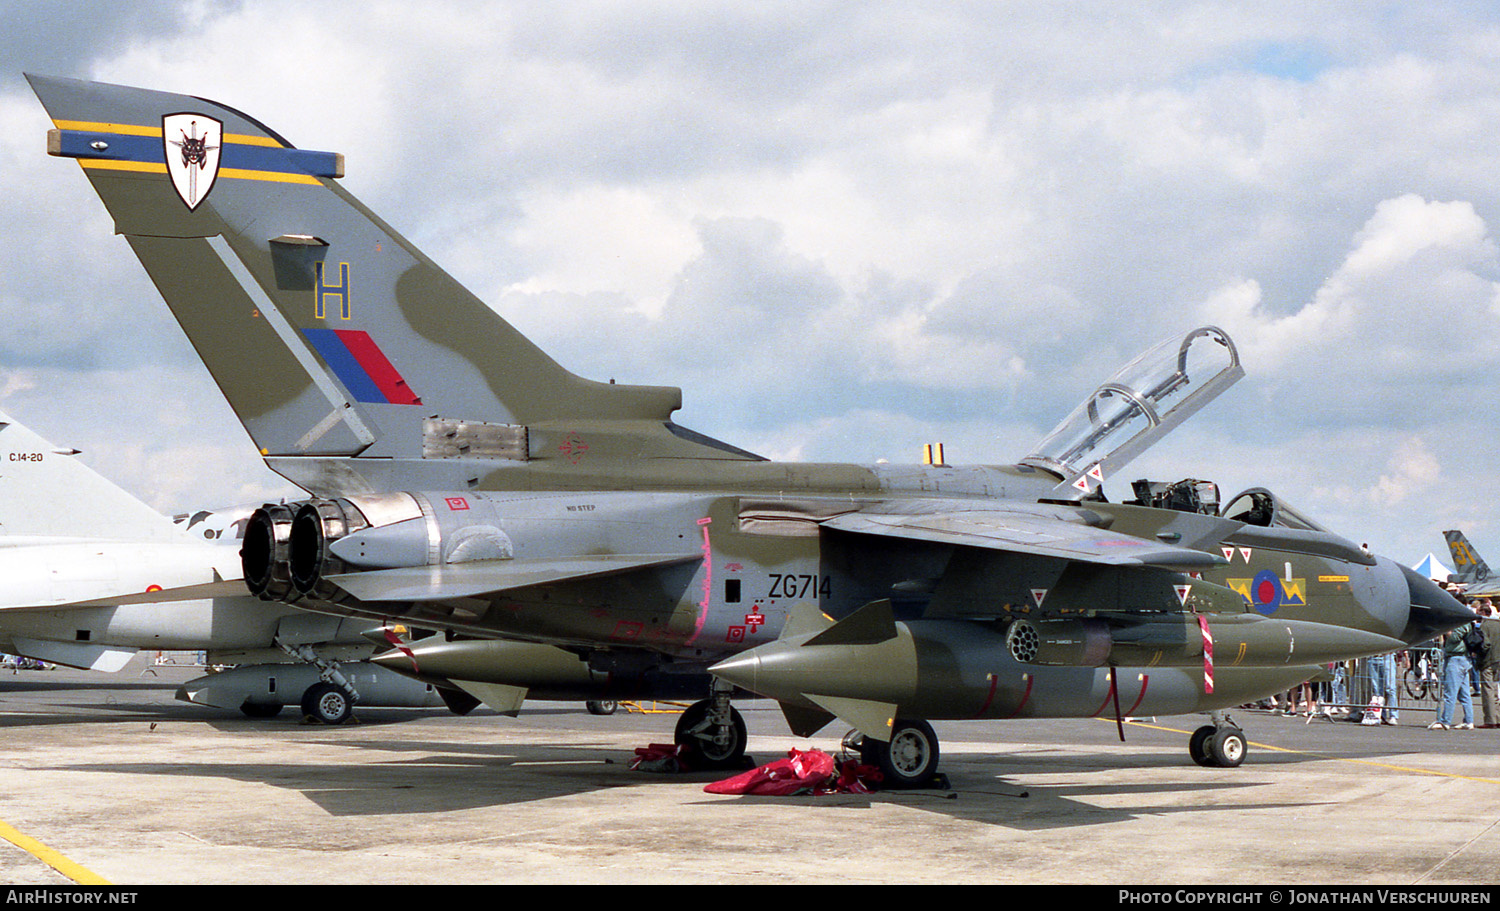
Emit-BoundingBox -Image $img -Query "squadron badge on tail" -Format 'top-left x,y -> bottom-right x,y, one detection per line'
162,113 -> 221,210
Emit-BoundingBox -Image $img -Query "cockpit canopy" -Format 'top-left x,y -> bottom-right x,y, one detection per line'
1221,487 -> 1329,532
1022,326 -> 1243,485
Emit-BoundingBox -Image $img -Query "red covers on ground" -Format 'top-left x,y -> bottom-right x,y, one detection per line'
704,749 -> 882,795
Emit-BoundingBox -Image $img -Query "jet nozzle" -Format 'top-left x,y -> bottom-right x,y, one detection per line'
242,503 -> 297,601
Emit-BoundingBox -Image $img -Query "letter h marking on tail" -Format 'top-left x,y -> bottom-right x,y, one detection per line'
315,261 -> 351,320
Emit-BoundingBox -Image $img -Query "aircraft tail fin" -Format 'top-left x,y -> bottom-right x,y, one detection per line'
28,74 -> 758,474
0,408 -> 183,542
1442,530 -> 1491,585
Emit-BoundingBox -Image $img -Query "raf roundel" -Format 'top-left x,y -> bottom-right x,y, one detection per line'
1250,569 -> 1283,616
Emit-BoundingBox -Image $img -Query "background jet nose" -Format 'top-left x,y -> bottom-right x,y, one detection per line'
1398,563 -> 1473,643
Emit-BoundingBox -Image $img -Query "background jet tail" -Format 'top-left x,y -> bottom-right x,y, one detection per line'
0,408 -> 184,542
29,74 -> 755,472
1442,529 -> 1491,584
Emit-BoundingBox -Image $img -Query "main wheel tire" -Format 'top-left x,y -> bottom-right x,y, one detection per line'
1188,724 -> 1216,766
1208,727 -> 1247,768
586,700 -> 618,716
861,719 -> 940,788
301,682 -> 355,725
673,700 -> 747,770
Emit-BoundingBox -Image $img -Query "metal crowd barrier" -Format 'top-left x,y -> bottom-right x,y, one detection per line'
1283,651 -> 1447,720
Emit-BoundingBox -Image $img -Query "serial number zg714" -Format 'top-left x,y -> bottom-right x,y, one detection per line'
766,573 -> 831,600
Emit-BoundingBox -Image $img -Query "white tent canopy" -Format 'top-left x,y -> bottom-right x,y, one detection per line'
1412,552 -> 1455,582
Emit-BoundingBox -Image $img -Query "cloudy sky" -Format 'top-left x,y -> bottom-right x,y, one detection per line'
2,1 -> 1498,566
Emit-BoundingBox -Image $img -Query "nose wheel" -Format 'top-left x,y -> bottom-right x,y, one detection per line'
1189,722 -> 1246,768
674,698 -> 748,770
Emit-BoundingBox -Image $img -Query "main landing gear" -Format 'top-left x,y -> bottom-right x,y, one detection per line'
673,680 -> 748,770
301,681 -> 356,725
277,638 -> 360,725
853,718 -> 941,789
1189,712 -> 1247,768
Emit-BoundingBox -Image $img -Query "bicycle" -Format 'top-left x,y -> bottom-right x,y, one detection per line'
1403,647 -> 1442,700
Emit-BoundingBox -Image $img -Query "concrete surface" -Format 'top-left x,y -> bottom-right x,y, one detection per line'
1,659 -> 1497,885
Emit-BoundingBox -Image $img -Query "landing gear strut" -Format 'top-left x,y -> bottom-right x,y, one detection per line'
674,680 -> 748,770
1189,712 -> 1246,768
276,638 -> 360,726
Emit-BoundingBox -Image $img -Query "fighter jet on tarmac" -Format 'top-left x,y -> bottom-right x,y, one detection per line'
1441,530 -> 1500,599
29,74 -> 1472,785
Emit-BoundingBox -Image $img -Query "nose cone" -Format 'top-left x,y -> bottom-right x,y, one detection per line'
709,644 -> 803,703
706,651 -> 758,688
368,647 -> 415,673
1398,562 -> 1474,644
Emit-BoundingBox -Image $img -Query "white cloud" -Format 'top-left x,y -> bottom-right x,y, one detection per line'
1205,195 -> 1500,395
1374,437 -> 1443,505
500,184 -> 702,315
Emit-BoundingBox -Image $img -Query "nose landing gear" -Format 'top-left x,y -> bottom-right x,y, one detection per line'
1189,713 -> 1247,768
674,681 -> 749,770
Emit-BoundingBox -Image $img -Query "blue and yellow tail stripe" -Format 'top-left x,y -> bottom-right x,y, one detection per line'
47,119 -> 342,186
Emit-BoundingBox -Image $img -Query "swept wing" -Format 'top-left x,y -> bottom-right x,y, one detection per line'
822,505 -> 1234,570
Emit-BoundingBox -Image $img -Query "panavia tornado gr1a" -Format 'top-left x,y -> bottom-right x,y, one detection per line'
30,74 -> 1471,786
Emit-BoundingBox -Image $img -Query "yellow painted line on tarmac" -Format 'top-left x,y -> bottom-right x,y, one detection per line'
1116,718 -> 1500,785
0,819 -> 110,885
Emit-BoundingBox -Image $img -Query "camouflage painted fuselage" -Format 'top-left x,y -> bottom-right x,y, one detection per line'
29,74 -> 1469,726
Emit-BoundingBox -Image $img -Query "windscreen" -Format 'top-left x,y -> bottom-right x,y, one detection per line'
1221,488 -> 1328,532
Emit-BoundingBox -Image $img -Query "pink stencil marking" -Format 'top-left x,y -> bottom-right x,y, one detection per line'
685,517 -> 713,645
